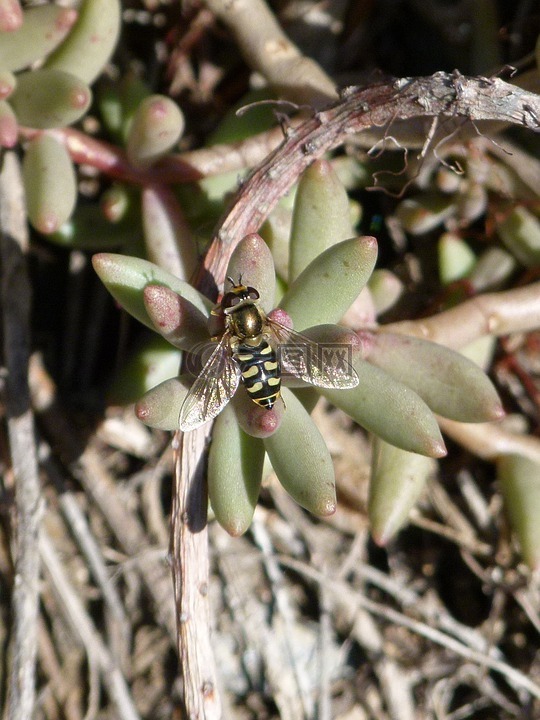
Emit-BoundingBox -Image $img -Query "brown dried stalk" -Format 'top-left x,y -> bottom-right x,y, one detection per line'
383,281 -> 540,348
28,355 -> 178,643
281,556 -> 540,701
437,417 -> 540,465
1,152 -> 42,720
39,531 -> 141,720
171,427 -> 221,720
200,72 -> 540,294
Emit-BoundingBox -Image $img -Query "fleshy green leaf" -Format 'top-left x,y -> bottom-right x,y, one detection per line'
331,155 -> 370,190
97,73 -> 150,142
226,234 -> 276,312
92,253 -> 212,330
396,193 -> 455,234
296,323 -> 361,381
438,232 -> 476,284
101,184 -> 132,223
280,325 -> 360,418
232,388 -> 284,438
10,68 -> 91,128
497,206 -> 540,267
51,203 -> 135,250
498,453 -> 540,570
0,98 -> 17,146
370,438 -> 436,545
22,134 -> 77,233
368,269 -> 404,316
206,87 -> 277,145
289,159 -> 354,281
456,183 -> 487,225
435,166 -> 461,194
367,333 -> 504,423
299,322 -> 361,347
323,357 -> 446,457
118,75 -> 152,141
279,236 -> 377,330
0,4 -> 77,72
0,70 -> 16,99
44,0 -> 121,84
142,185 -> 197,281
260,201 -> 293,281
109,335 -> 182,406
459,335 -> 496,370
468,247 -> 516,292
264,388 -> 336,515
290,387 -> 320,414
0,0 -> 22,31
127,95 -> 185,168
135,376 -> 189,430
143,285 -> 209,351
208,404 -> 264,536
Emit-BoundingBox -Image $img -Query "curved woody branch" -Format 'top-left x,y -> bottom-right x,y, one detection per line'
200,72 -> 540,294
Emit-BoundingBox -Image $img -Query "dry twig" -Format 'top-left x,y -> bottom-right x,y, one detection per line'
384,281 -> 540,349
200,73 -> 540,294
171,428 -> 222,720
29,356 -> 178,641
1,152 -> 41,720
39,531 -> 141,720
280,557 -> 540,701
438,417 -> 540,464
212,525 -> 307,720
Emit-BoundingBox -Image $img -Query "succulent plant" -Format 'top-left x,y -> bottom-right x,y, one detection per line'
0,0 -> 190,255
393,138 -> 540,277
0,0 -> 184,243
93,159 -> 503,539
2,0 -> 528,560
0,0 -> 121,232
3,6 -> 540,719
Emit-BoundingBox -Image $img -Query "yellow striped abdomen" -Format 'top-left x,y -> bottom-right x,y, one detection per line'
235,339 -> 281,409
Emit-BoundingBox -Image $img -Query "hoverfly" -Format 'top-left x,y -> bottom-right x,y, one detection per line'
178,278 -> 359,431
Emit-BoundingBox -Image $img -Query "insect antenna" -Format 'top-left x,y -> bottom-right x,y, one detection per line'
226,274 -> 243,288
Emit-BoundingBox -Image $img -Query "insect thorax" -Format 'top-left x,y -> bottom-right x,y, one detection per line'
226,303 -> 265,340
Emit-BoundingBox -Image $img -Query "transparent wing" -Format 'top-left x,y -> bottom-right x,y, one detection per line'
268,319 -> 359,389
179,335 -> 241,431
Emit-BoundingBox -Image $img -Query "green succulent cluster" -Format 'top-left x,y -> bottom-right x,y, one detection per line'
394,147 -> 540,284
1,0 -> 118,231
4,4 -> 537,563
0,0 -> 185,244
391,130 -> 540,568
93,160 -> 503,540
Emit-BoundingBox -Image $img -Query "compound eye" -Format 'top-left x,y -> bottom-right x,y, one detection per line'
222,291 -> 240,309
246,287 -> 260,300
